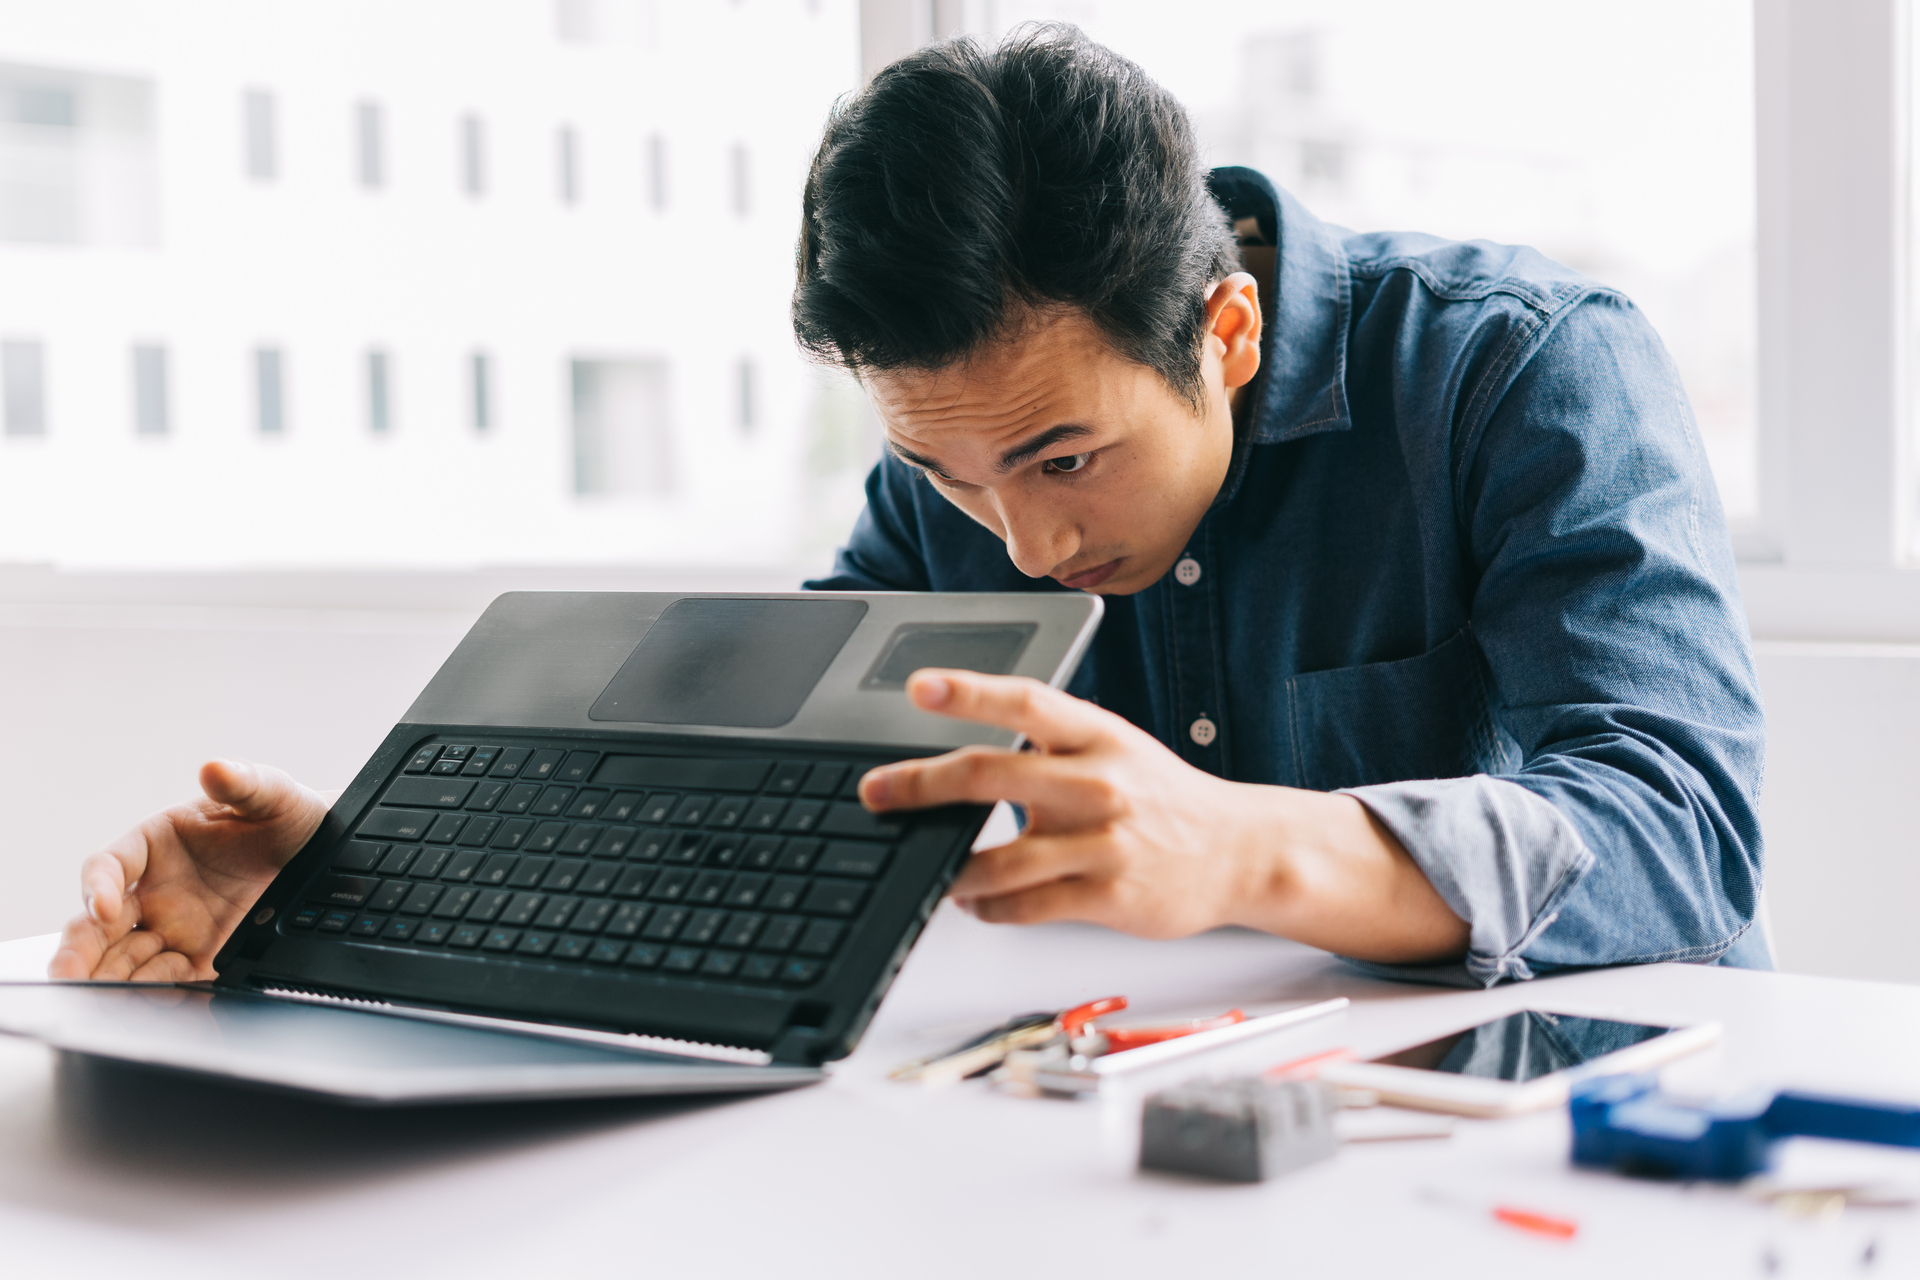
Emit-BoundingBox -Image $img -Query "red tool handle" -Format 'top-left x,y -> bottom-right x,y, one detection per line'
1100,1009 -> 1247,1052
1058,995 -> 1128,1039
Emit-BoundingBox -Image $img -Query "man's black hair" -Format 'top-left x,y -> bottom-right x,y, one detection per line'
792,24 -> 1239,408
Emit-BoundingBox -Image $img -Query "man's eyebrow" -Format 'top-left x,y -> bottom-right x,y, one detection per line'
885,439 -> 948,474
997,423 -> 1093,473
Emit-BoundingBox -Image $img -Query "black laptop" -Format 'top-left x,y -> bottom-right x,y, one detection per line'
0,591 -> 1102,1103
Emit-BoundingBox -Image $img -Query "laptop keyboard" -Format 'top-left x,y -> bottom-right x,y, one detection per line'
288,740 -> 916,989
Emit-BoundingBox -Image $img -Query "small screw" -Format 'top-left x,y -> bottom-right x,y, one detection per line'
252,906 -> 275,925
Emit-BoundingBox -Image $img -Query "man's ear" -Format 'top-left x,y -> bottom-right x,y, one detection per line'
1205,271 -> 1262,390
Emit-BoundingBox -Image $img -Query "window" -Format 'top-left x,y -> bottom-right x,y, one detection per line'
461,113 -> 485,197
646,132 -> 667,211
355,100 -> 384,188
2,339 -> 44,436
729,141 -> 750,217
254,347 -> 284,434
132,344 -> 167,436
573,358 -> 674,496
0,62 -> 156,245
366,349 -> 391,433
243,88 -> 275,181
737,356 -> 755,433
556,125 -> 578,204
470,351 -> 492,431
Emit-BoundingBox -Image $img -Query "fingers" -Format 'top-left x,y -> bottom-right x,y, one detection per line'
864,745 -> 1127,821
962,876 -> 1114,927
47,912 -> 114,979
950,832 -> 1107,901
82,928 -> 171,982
903,670 -> 1112,753
199,758 -> 316,824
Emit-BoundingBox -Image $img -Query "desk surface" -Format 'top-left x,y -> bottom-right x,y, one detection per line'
1,909 -> 1916,1279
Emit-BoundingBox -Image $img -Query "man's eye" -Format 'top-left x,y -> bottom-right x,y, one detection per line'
1044,453 -> 1091,475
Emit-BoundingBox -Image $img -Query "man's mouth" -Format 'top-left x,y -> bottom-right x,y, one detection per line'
1054,558 -> 1123,591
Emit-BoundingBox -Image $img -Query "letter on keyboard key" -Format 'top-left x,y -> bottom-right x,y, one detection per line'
456,817 -> 501,847
576,863 -> 619,896
359,808 -> 436,841
643,907 -> 690,941
605,902 -> 651,936
801,879 -> 866,917
399,883 -> 444,914
368,879 -> 412,913
501,893 -> 545,926
424,813 -> 468,844
334,841 -> 387,872
572,899 -> 615,933
309,874 -> 379,906
524,821 -> 569,854
535,897 -> 580,930
756,915 -> 804,952
764,877 -> 808,912
778,800 -> 826,833
383,777 -> 475,809
476,853 -> 519,885
815,841 -> 892,878
440,850 -> 485,882
700,950 -> 741,977
819,803 -> 905,840
681,909 -> 726,945
433,886 -> 480,918
796,920 -> 845,957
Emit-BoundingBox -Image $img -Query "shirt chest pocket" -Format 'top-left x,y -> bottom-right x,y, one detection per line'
1283,627 -> 1501,792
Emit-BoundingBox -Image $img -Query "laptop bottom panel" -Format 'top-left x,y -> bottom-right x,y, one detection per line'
0,984 -> 822,1105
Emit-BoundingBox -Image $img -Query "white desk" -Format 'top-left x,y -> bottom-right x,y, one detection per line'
1,909 -> 1916,1279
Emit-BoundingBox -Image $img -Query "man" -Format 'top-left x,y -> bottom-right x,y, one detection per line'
53,27 -> 1765,989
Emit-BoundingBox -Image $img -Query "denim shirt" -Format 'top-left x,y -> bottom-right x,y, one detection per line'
805,167 -> 1768,987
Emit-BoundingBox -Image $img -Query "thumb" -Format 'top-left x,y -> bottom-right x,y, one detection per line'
198,759 -> 316,823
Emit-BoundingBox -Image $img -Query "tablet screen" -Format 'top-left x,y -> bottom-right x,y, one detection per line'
1371,1011 -> 1677,1084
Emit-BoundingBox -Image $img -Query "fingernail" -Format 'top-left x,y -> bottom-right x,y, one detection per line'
861,770 -> 892,809
912,674 -> 952,707
84,894 -> 99,922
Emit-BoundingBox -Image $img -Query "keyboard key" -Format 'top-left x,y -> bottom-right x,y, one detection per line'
430,757 -> 464,776
688,872 -> 732,905
796,920 -> 845,957
800,763 -> 848,797
576,863 -> 619,896
318,908 -> 356,932
718,912 -> 764,949
682,908 -> 727,945
552,934 -> 593,960
642,906 -> 690,941
403,745 -> 441,774
409,847 -> 452,878
490,746 -> 532,778
290,905 -> 322,928
466,781 -> 509,811
399,883 -> 445,914
489,819 -> 534,851
740,837 -> 783,871
565,788 -> 610,819
415,920 -> 453,944
629,828 -> 672,861
557,825 -> 601,856
757,915 -> 804,952
508,857 -> 552,889
467,888 -> 511,922
380,917 -> 417,941
360,808 -> 436,841
638,793 -> 679,824
840,766 -> 871,800
663,947 -> 703,973
593,826 -> 637,858
664,833 -> 707,864
571,899 -> 615,933
595,756 -> 771,793
441,850 -> 485,882
802,879 -> 867,917
604,792 -> 645,822
558,751 -> 600,784
623,943 -> 664,968
309,874 -> 379,906
449,924 -> 487,949
588,940 -> 628,964
351,914 -> 384,937
501,893 -> 544,926
739,954 -> 780,982
456,817 -> 502,848
377,845 -> 419,876
816,841 -> 892,878
497,783 -> 542,815
724,873 -> 770,908
703,836 -> 745,868
524,749 -> 565,782
515,931 -> 556,956
820,802 -> 906,840
612,866 -> 656,899
474,853 -> 518,885
649,868 -> 695,902
424,814 -> 468,844
670,794 -> 714,826
524,822 -> 569,855
775,839 -> 822,873
780,959 -> 823,985
700,950 -> 742,978
461,746 -> 501,776
709,796 -> 750,829
441,745 -> 474,761
535,897 -> 579,930
542,858 -> 588,892
368,879 -> 412,913
531,786 -> 576,818
383,777 -> 474,809
742,799 -> 787,832
334,841 -> 387,872
605,902 -> 651,936
433,886 -> 480,918
779,800 -> 827,834
764,877 -> 809,913
482,928 -> 521,952
767,761 -> 810,795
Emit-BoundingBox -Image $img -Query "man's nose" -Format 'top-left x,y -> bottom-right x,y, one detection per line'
996,498 -> 1077,578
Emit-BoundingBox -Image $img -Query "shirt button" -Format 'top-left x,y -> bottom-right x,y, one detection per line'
1189,716 -> 1217,747
1174,557 -> 1202,586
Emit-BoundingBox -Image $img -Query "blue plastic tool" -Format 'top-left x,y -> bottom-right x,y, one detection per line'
1570,1074 -> 1920,1181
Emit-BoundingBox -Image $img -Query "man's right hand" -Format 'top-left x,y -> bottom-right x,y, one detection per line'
49,760 -> 329,982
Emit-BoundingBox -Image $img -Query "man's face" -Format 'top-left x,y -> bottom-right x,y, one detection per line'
864,280 -> 1260,595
